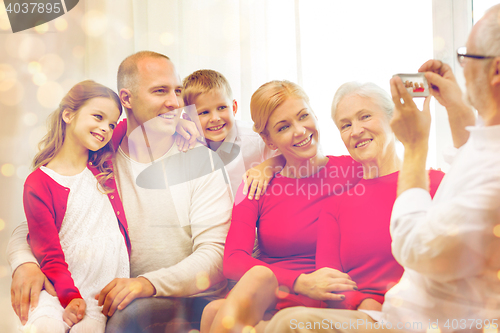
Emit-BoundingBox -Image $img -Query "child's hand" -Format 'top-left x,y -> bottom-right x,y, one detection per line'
63,298 -> 86,327
175,118 -> 200,151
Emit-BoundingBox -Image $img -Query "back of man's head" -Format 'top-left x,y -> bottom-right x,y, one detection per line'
475,4 -> 500,58
117,51 -> 170,93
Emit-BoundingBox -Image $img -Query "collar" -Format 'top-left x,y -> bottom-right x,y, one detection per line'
466,121 -> 500,150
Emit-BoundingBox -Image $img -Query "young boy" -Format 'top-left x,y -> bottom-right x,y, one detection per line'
182,70 -> 283,200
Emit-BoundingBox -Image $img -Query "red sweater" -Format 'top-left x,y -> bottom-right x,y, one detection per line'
224,156 -> 362,308
316,170 -> 444,310
24,163 -> 131,308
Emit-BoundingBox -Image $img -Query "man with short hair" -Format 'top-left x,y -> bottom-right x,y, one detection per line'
8,51 -> 233,332
265,4 -> 500,332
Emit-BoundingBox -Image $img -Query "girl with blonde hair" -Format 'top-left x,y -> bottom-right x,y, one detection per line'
22,80 -> 131,333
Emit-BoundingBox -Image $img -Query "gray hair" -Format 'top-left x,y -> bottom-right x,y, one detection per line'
475,4 -> 500,58
331,82 -> 394,123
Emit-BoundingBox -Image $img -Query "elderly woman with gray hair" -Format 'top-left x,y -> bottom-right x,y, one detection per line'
264,82 -> 445,332
314,81 -> 447,310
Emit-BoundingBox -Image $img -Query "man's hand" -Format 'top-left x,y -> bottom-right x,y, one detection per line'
419,60 -> 464,109
11,263 -> 56,325
95,277 -> 155,317
390,76 -> 431,195
175,118 -> 201,151
419,59 -> 475,147
292,267 -> 357,301
390,76 -> 432,150
63,298 -> 86,327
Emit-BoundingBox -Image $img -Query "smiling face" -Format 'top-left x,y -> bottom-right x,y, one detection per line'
192,89 -> 237,143
335,94 -> 394,166
126,57 -> 183,136
263,98 -> 319,165
65,97 -> 120,152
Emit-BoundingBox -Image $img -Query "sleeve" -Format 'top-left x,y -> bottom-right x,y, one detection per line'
111,118 -> 127,150
140,166 -> 232,297
315,204 -> 343,271
223,183 -> 301,290
6,220 -> 38,274
316,200 -> 378,310
390,177 -> 500,283
23,182 -> 82,307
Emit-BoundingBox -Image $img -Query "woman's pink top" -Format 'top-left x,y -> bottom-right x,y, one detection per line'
316,170 -> 444,309
224,155 -> 361,309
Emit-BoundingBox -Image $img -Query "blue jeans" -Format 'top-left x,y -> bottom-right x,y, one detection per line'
105,297 -> 210,333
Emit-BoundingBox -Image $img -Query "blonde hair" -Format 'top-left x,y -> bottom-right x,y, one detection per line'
182,69 -> 233,106
250,80 -> 310,136
33,80 -> 122,193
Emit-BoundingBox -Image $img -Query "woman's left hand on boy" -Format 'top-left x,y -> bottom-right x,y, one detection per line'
95,277 -> 156,316
242,155 -> 285,200
242,168 -> 272,200
175,118 -> 200,152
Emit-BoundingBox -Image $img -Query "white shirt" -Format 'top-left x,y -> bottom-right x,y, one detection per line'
381,124 -> 500,332
40,167 -> 129,322
114,142 -> 232,297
